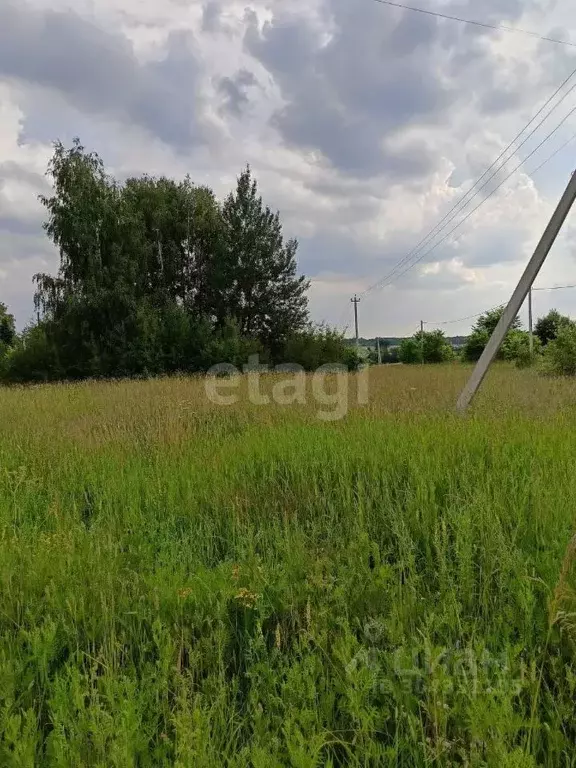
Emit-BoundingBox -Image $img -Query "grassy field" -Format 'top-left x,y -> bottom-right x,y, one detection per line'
2,364 -> 576,766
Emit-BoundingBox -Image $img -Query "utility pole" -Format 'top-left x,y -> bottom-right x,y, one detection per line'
351,295 -> 361,350
457,171 -> 576,413
377,337 -> 382,365
420,320 -> 425,364
528,287 -> 534,357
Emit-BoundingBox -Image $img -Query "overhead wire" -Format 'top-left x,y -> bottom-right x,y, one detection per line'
341,0 -> 576,335
424,286 -> 576,327
365,102 -> 576,293
362,73 -> 576,296
370,0 -> 576,49
528,130 -> 576,175
533,283 -> 576,291
423,305 -> 506,327
362,72 -> 576,295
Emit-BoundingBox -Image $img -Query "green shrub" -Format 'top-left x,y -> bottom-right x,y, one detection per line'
398,337 -> 422,364
499,330 -> 541,367
400,330 -> 453,365
3,325 -> 62,383
462,329 -> 490,362
535,309 -> 572,346
542,321 -> 576,376
281,326 -> 361,371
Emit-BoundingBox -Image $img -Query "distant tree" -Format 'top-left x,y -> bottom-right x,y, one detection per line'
476,306 -> 522,337
462,330 -> 490,362
20,142 -> 316,383
399,330 -> 453,364
398,337 -> 422,364
462,306 -> 523,362
420,329 -> 454,363
542,320 -> 576,376
367,339 -> 391,365
281,326 -> 361,371
0,303 -> 15,347
218,166 -> 309,354
3,323 -> 61,382
535,309 -> 572,347
501,329 -> 541,366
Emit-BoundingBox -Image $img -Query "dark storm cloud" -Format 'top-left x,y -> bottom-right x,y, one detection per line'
244,0 -> 544,179
0,217 -> 42,237
0,162 -> 48,191
0,1 -> 202,151
216,69 -> 257,117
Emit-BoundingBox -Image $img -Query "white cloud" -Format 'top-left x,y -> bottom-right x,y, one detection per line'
0,0 -> 575,338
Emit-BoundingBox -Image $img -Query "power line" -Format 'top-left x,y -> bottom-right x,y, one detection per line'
424,304 -> 505,327
370,0 -> 576,48
529,130 -> 576,175
424,285 -> 576,327
533,282 -> 576,291
366,102 -> 576,293
363,72 -> 576,296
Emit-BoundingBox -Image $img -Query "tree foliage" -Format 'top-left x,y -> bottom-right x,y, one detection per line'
542,320 -> 576,376
399,330 -> 453,365
535,309 -> 572,347
281,326 -> 361,371
475,307 -> 522,336
0,303 -> 15,348
501,330 -> 541,368
462,307 -> 522,362
3,140 -> 318,382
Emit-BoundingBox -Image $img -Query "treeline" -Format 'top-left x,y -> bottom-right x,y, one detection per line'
395,305 -> 576,375
0,140 -> 359,383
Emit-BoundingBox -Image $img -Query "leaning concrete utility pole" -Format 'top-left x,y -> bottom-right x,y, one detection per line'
351,295 -> 361,349
457,171 -> 576,413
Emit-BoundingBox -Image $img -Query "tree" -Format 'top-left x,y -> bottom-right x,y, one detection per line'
282,326 -> 361,371
420,329 -> 454,363
0,303 -> 15,347
399,330 -> 453,364
218,167 -> 309,354
476,306 -> 522,337
462,307 -> 522,362
542,320 -> 576,376
367,340 -> 391,365
9,141 -> 320,383
500,330 -> 541,366
462,329 -> 490,362
535,309 -> 571,347
398,337 -> 422,364
3,323 -> 61,382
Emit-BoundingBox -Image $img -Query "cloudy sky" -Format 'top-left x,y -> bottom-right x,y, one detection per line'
1,0 -> 576,336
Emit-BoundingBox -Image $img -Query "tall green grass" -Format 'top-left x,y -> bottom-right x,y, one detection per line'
2,367 -> 576,765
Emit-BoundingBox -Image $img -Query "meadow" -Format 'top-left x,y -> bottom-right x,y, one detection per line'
2,364 -> 576,766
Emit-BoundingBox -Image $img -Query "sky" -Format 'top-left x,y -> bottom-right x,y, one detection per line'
1,0 -> 576,337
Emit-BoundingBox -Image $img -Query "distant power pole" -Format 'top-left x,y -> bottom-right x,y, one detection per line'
420,320 -> 425,364
377,337 -> 382,364
351,295 -> 361,349
457,171 -> 576,413
528,288 -> 534,356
